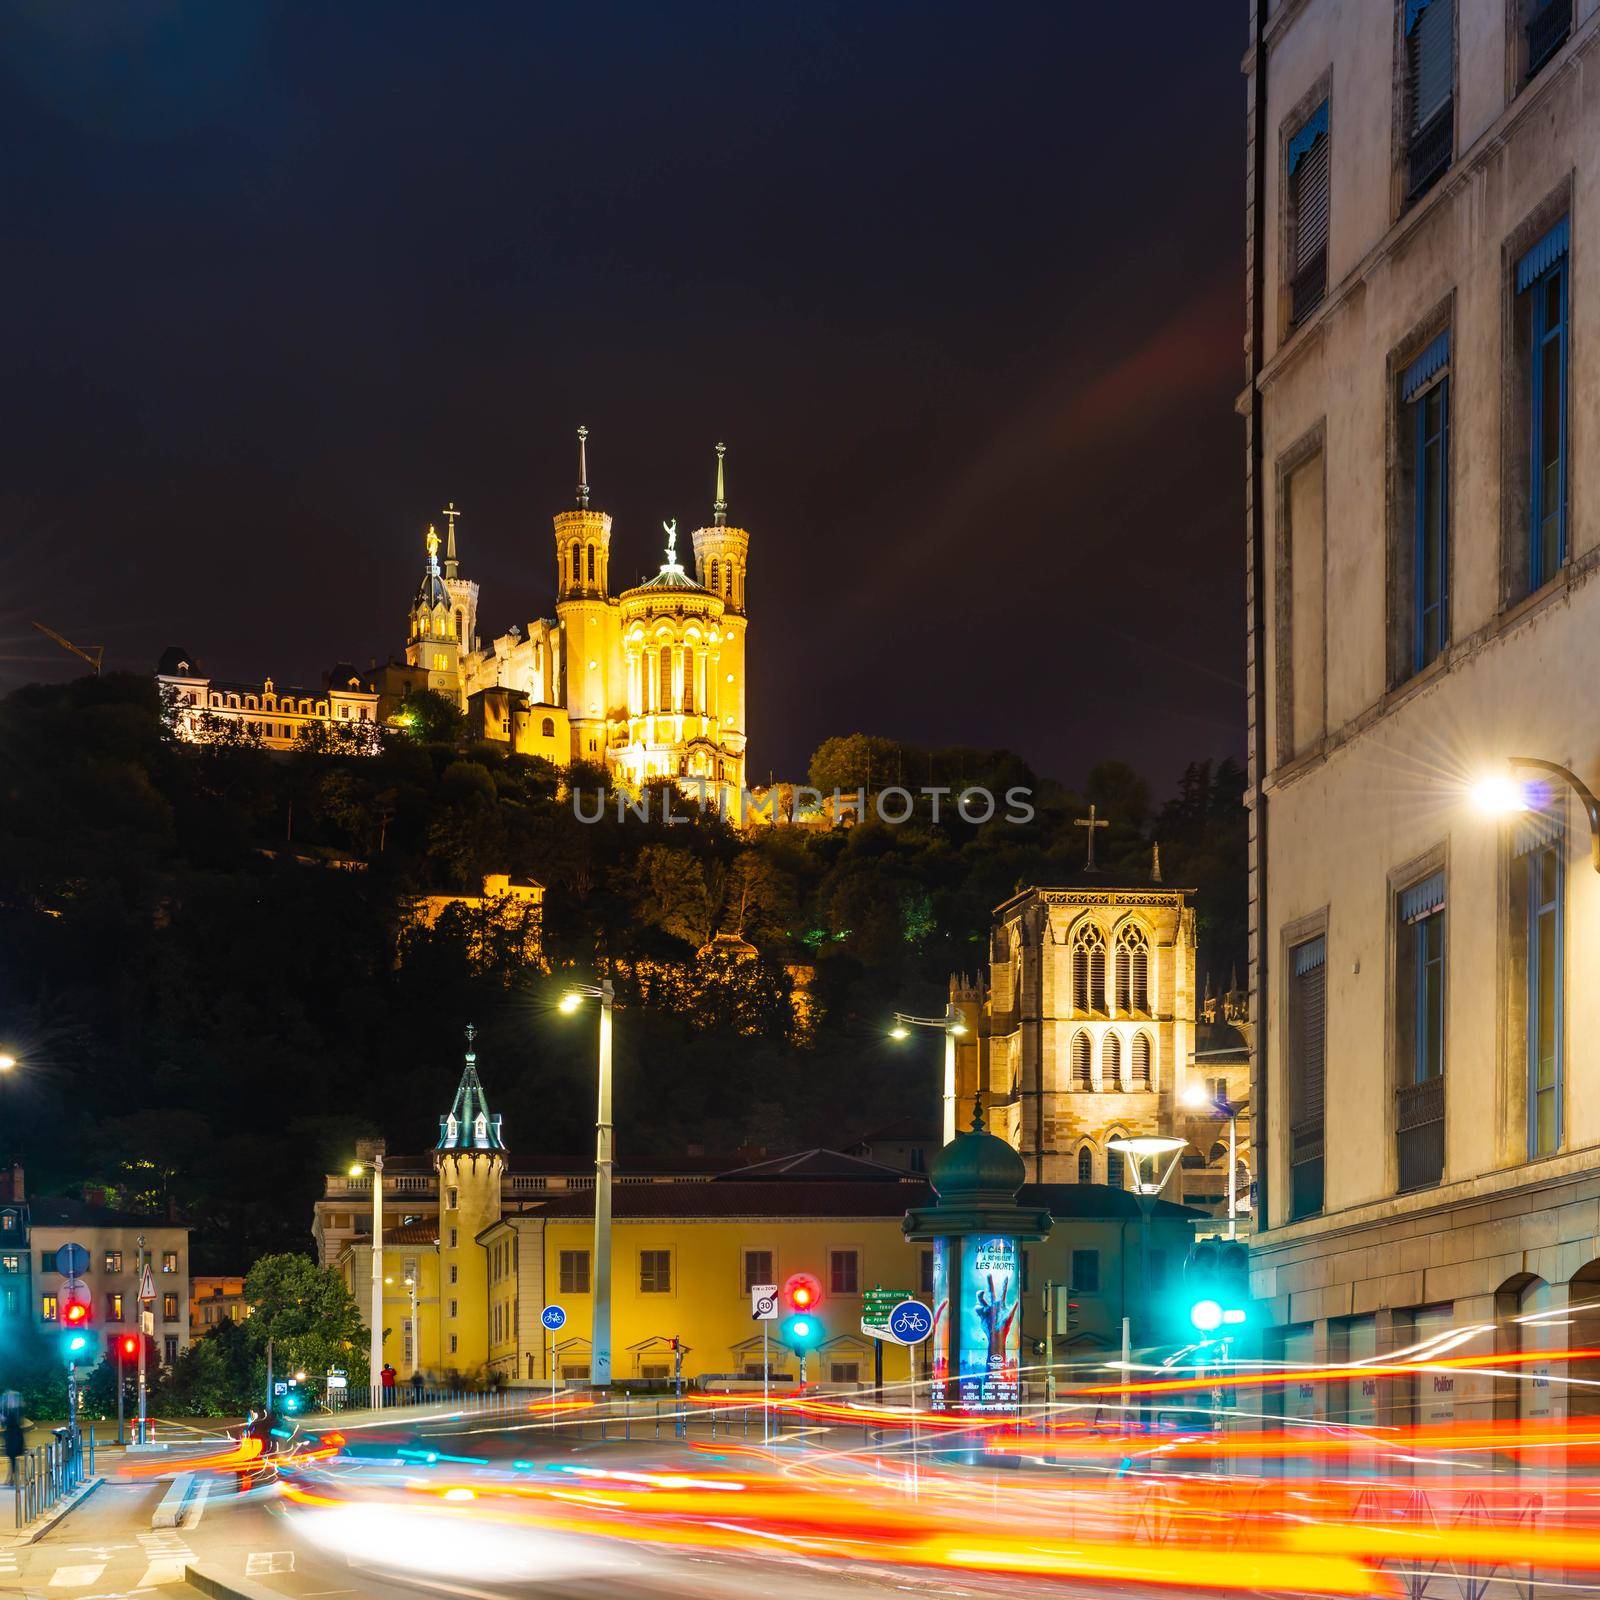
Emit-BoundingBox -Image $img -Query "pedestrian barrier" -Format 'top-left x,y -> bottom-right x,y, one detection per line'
11,1428 -> 87,1529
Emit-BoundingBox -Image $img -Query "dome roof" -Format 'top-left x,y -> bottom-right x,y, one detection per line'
623,558 -> 709,597
928,1097 -> 1025,1201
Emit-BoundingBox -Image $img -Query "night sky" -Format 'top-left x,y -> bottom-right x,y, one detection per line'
3,3 -> 1246,792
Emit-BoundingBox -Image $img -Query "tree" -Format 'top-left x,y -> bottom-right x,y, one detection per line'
632,845 -> 714,948
242,1254 -> 367,1383
155,1319 -> 259,1417
395,688 -> 466,745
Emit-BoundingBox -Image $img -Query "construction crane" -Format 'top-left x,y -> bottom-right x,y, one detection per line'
32,621 -> 104,676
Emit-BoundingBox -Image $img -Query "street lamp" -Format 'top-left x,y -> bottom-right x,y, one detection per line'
1473,758 -> 1600,871
890,1004 -> 968,1144
0,1054 -> 16,1073
348,1152 -> 385,1401
1107,1135 -> 1189,1346
1181,1082 -> 1250,1240
403,1273 -> 420,1383
560,979 -> 615,1388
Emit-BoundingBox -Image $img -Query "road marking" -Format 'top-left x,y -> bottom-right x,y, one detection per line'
135,1557 -> 190,1586
49,1563 -> 106,1587
246,1551 -> 295,1575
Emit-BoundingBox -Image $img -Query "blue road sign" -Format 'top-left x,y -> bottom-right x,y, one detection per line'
540,1305 -> 566,1332
55,1242 -> 89,1277
888,1299 -> 933,1345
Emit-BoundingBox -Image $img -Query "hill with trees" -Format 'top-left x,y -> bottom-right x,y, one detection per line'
0,673 -> 1245,1270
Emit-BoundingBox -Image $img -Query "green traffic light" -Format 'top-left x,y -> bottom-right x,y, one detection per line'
1189,1299 -> 1223,1332
780,1312 -> 822,1353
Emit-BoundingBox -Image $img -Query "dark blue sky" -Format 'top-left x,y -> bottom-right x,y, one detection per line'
2,2 -> 1246,789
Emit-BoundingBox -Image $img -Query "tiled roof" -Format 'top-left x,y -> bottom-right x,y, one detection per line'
383,1219 -> 441,1245
716,1149 -> 907,1182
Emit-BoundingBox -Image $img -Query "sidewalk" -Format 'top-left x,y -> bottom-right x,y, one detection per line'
0,1474 -> 104,1549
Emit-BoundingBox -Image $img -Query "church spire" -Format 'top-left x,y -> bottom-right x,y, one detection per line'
713,441 -> 728,526
442,502 -> 461,580
435,1022 -> 505,1153
576,424 -> 590,510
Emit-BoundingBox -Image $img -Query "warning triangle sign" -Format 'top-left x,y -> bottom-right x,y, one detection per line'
139,1265 -> 155,1301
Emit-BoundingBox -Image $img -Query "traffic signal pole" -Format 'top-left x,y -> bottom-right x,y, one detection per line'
136,1235 -> 149,1446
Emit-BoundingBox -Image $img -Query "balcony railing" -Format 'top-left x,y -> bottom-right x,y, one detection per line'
1396,1074 -> 1445,1191
1407,101 -> 1453,200
1290,248 -> 1327,328
1527,0 -> 1570,77
1288,1119 -> 1324,1220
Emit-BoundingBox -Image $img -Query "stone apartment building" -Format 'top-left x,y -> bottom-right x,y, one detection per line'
1244,0 -> 1600,1422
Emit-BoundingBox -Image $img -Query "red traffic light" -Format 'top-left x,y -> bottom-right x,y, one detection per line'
117,1334 -> 139,1360
782,1272 -> 822,1313
62,1300 -> 90,1326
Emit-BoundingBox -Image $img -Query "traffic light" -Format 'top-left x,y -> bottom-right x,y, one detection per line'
782,1272 -> 822,1314
60,1327 -> 93,1362
780,1312 -> 823,1356
1184,1241 -> 1250,1333
116,1333 -> 139,1362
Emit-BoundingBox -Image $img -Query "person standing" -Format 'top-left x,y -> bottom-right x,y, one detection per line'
3,1392 -> 27,1487
380,1363 -> 397,1406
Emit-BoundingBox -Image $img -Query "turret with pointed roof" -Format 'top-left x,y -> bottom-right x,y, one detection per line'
435,1023 -> 505,1156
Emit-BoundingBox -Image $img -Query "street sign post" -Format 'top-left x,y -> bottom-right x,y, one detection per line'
541,1305 -> 566,1405
136,1236 -> 152,1445
750,1285 -> 778,1439
887,1300 -> 934,1345
860,1288 -> 916,1405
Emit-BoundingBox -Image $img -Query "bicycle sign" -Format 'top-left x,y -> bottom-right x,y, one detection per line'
887,1299 -> 934,1345
540,1305 -> 567,1332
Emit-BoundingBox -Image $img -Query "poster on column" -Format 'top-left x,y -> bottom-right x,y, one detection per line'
956,1234 -> 1020,1412
928,1238 -> 950,1411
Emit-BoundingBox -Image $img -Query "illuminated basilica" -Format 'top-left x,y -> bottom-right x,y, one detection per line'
377,430 -> 749,802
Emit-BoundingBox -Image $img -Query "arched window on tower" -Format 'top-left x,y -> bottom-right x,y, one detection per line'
709,559 -> 719,593
682,649 -> 696,714
454,609 -> 463,640
586,544 -> 595,583
1115,924 -> 1151,1013
1072,924 -> 1107,1013
660,645 -> 674,712
1070,1032 -> 1092,1090
1131,1032 -> 1153,1090
1103,1032 -> 1123,1091
1107,1141 -> 1127,1190
1077,1146 -> 1093,1184
541,717 -> 555,738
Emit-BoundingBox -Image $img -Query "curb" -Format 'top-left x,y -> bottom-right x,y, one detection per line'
185,1561 -> 294,1600
3,1475 -> 105,1547
152,1471 -> 197,1529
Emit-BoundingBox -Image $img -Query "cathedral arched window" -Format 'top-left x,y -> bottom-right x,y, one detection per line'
1070,1032 -> 1092,1090
709,559 -> 719,592
1131,1032 -> 1153,1090
1103,1032 -> 1123,1091
682,650 -> 696,713
660,645 -> 674,712
1115,923 -> 1151,1013
541,717 -> 554,737
1107,1141 -> 1127,1190
586,544 -> 595,583
1071,923 -> 1107,1013
455,609 -> 463,640
1077,1146 -> 1093,1184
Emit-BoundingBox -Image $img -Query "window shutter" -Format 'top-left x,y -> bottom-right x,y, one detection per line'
1401,329 -> 1451,401
1409,0 -> 1453,130
1516,217 -> 1570,294
1292,131 -> 1329,272
1400,872 -> 1445,923
1290,938 -> 1326,1128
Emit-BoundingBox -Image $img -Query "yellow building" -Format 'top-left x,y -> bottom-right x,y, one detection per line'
156,648 -> 380,752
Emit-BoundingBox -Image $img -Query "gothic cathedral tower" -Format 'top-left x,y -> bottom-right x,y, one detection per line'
440,502 -> 479,661
553,426 -> 622,765
406,525 -> 464,703
690,443 -> 749,787
434,1024 -> 504,1375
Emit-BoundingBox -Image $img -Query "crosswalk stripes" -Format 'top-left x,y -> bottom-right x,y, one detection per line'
136,1527 -> 196,1588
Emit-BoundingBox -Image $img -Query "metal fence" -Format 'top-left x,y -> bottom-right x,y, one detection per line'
12,1428 -> 90,1529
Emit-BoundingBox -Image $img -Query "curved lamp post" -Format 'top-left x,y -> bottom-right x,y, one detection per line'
890,1004 -> 968,1144
347,1152 -> 385,1399
1181,1083 -> 1251,1240
1107,1135 -> 1189,1349
560,980 -> 615,1388
1473,758 -> 1600,872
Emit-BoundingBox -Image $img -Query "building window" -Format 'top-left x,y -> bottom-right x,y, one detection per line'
1287,100 -> 1329,325
0,1213 -> 13,1233
586,543 -> 595,583
0,1255 -> 16,1275
829,1362 -> 860,1385
541,717 -> 555,738
446,1187 -> 459,1210
449,1264 -> 458,1286
1396,871 -> 1447,1191
1071,923 -> 1106,1012
639,1251 -> 672,1294
39,1250 -> 56,1274
162,1293 -> 178,1322
559,1250 -> 590,1294
1130,1032 -> 1153,1090
40,1295 -> 57,1322
1514,810 -> 1564,1157
742,1250 -> 774,1293
2,1290 -> 15,1315
104,1251 -> 123,1274
1518,222 -> 1569,594
1288,934 -> 1327,1220
1070,1031 -> 1092,1090
1071,1249 -> 1100,1293
164,1335 -> 178,1364
450,1299 -> 458,1318
1077,1146 -> 1093,1184
449,1228 -> 458,1249
1401,332 -> 1450,673
1107,1144 -> 1126,1190
162,1252 -> 177,1274
450,1333 -> 459,1355
1114,923 -> 1150,1013
1404,0 -> 1453,200
1102,1032 -> 1122,1090
1524,0 -> 1570,80
106,1293 -> 123,1322
829,1250 -> 859,1296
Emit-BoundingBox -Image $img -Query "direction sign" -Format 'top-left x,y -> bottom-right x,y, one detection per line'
540,1305 -> 567,1332
750,1284 -> 779,1321
55,1242 -> 89,1277
888,1299 -> 934,1345
861,1287 -> 912,1338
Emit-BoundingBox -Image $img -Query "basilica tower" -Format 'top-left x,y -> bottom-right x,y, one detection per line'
691,443 -> 749,777
553,426 -> 620,765
434,1024 -> 504,1375
440,502 -> 479,659
405,526 -> 464,700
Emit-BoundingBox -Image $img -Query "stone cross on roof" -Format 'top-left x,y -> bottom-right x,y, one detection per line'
1074,804 -> 1109,870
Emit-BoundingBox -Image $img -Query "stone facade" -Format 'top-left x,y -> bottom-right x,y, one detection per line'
1244,0 -> 1600,1409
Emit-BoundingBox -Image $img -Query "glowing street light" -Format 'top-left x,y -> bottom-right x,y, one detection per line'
348,1150 -> 385,1400
1474,757 -> 1600,872
0,1054 -> 16,1073
1182,1080 -> 1250,1240
890,1003 -> 967,1143
559,980 -> 616,1388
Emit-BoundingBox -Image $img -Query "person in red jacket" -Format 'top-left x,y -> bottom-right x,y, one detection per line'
380,1363 -> 397,1406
